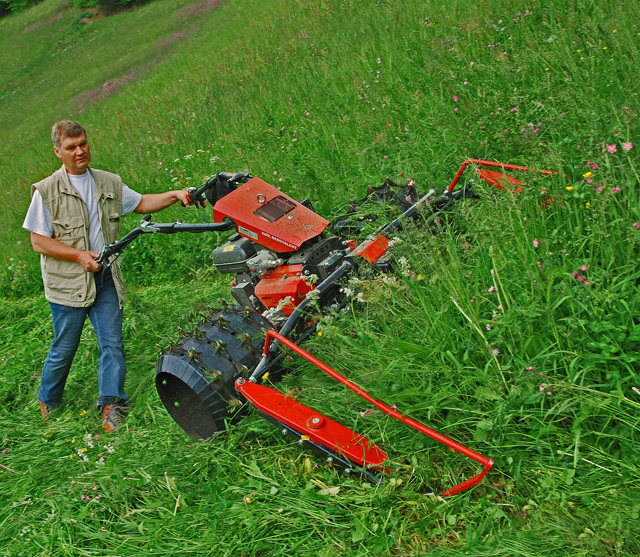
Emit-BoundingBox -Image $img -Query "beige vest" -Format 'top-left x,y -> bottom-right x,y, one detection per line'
33,166 -> 128,308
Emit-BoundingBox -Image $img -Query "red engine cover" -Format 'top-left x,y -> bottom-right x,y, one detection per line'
213,177 -> 330,252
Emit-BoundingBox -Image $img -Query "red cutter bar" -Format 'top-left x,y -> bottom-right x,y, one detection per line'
244,330 -> 494,496
235,379 -> 389,471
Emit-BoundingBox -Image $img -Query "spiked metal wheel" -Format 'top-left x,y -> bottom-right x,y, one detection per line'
155,305 -> 273,439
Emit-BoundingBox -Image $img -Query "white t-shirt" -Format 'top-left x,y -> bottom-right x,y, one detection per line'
23,170 -> 142,253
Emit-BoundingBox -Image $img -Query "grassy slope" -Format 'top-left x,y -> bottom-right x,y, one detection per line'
1,0 -> 640,555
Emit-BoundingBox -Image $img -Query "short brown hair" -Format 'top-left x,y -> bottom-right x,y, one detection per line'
51,120 -> 86,148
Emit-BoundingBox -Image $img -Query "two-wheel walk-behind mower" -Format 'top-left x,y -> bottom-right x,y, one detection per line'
97,159 -> 557,496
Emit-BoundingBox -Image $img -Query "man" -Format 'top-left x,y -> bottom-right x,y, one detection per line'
23,120 -> 194,432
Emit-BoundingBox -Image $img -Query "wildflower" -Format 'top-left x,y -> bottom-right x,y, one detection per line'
622,142 -> 633,151
584,281 -> 590,287
576,275 -> 584,282
613,187 -> 621,193
633,222 -> 639,229
453,95 -> 459,102
528,366 -> 535,371
580,265 -> 587,271
486,323 -> 491,331
488,286 -> 497,293
80,410 -> 87,416
317,331 -> 323,337
583,172 -> 592,178
492,348 -> 500,356
533,238 -> 539,247
606,144 -> 617,154
566,186 -> 573,191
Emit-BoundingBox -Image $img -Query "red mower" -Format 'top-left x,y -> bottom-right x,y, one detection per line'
97,159 -> 557,495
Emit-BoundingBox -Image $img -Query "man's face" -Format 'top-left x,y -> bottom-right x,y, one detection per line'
54,133 -> 91,175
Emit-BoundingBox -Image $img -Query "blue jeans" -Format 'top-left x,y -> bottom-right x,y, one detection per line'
38,268 -> 127,409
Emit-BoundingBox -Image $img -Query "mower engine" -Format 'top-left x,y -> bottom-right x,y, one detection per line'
210,176 -> 387,322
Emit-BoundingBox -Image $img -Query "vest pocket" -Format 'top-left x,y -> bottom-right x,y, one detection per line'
52,216 -> 86,249
43,258 -> 91,302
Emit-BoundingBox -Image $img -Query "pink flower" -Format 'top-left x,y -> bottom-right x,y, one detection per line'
528,366 -> 535,371
577,275 -> 584,282
572,271 -> 578,277
453,95 -> 459,102
533,238 -> 539,247
623,142 -> 633,151
488,286 -> 497,293
584,281 -> 589,287
486,323 -> 491,331
591,164 -> 598,170
492,348 -> 500,356
606,144 -> 617,154
613,187 -> 621,193
633,222 -> 639,229
580,265 -> 587,271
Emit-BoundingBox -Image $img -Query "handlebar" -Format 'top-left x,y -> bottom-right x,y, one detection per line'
183,170 -> 252,207
96,169 -> 252,266
95,216 -> 235,266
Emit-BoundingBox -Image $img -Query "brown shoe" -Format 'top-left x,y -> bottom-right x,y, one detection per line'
39,401 -> 55,418
101,404 -> 131,433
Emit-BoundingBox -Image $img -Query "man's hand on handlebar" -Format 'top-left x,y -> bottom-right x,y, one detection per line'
79,250 -> 103,272
181,188 -> 207,208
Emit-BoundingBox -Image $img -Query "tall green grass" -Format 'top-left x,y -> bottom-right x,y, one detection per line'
1,0 -> 639,555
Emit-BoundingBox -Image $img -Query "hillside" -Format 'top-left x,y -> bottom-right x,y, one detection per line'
1,0 -> 639,555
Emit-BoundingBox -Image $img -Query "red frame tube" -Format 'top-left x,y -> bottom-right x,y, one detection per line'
447,158 -> 558,192
263,330 -> 494,496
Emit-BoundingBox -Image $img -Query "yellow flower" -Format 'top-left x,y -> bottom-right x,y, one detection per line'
585,202 -> 591,208
566,186 -> 574,191
583,172 -> 592,178
80,410 -> 87,416
317,331 -> 323,337
603,47 -> 608,50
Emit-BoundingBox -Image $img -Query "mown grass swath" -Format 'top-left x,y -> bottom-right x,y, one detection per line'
1,0 -> 639,555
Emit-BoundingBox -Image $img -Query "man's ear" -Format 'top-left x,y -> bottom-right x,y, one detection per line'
53,146 -> 62,159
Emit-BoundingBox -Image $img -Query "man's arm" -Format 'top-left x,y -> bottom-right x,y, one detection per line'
30,232 -> 102,272
133,190 -> 193,214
